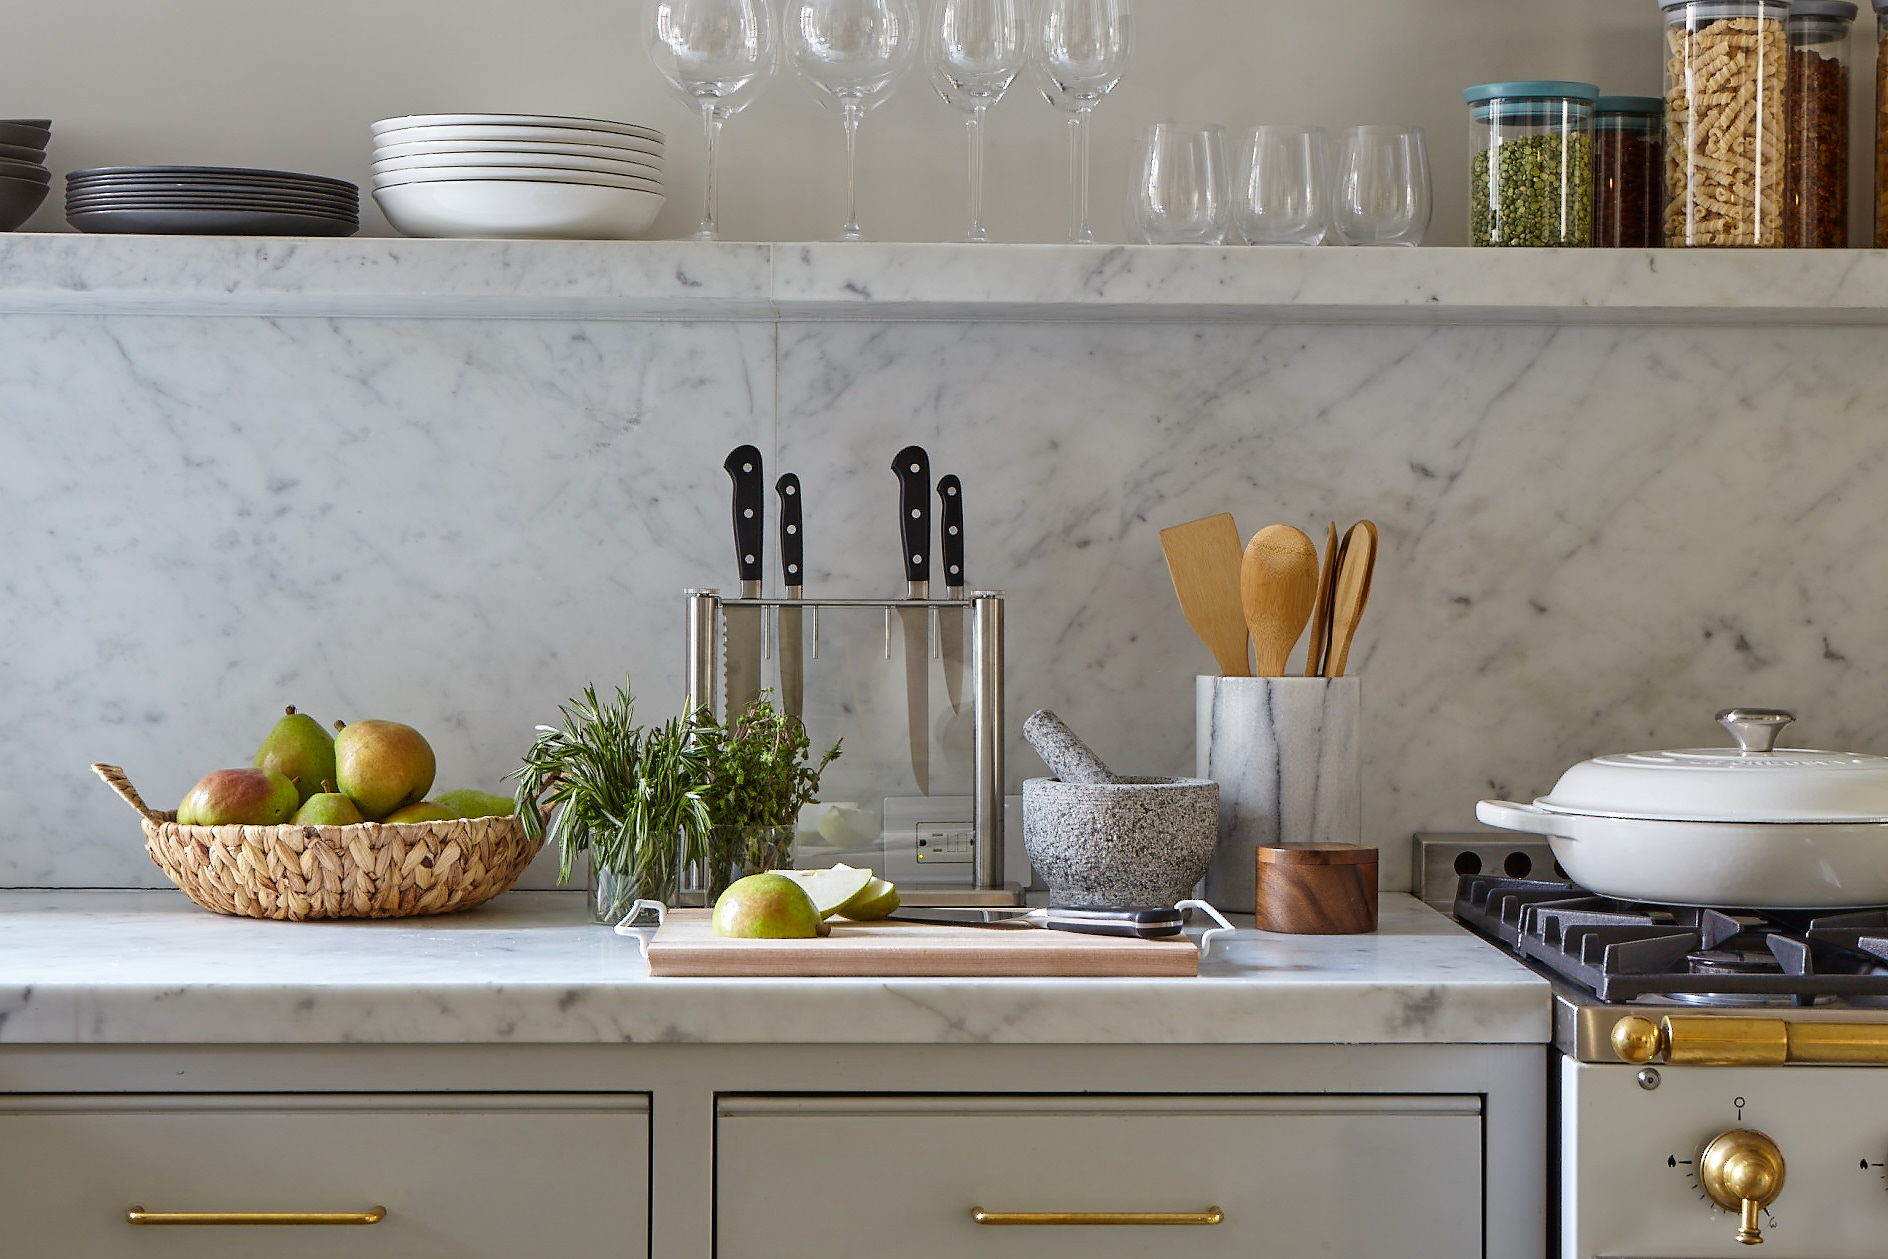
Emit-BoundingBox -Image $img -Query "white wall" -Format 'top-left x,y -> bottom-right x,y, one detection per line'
10,0 -> 1856,248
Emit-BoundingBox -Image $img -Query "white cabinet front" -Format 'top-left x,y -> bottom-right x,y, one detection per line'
716,1094 -> 1483,1258
0,1093 -> 649,1258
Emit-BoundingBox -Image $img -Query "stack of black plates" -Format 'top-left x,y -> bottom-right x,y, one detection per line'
64,166 -> 360,236
0,119 -> 52,231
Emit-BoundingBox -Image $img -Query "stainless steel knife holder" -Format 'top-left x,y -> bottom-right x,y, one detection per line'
685,589 -> 1008,892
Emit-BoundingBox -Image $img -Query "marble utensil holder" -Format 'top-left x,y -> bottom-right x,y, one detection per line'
1021,776 -> 1219,907
1197,676 -> 1362,912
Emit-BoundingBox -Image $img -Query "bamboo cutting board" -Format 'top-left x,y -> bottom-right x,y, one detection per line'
643,911 -> 1199,977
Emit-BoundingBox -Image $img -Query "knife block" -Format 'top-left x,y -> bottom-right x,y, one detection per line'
684,589 -> 1014,899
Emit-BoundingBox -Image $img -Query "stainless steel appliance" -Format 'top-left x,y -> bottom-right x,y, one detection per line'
1422,833 -> 1888,1257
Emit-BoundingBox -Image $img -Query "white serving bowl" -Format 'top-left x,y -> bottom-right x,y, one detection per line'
372,150 -> 662,180
372,165 -> 662,194
373,114 -> 663,143
374,178 -> 664,239
372,138 -> 666,169
373,124 -> 664,159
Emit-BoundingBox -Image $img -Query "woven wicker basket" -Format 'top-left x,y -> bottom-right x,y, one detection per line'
93,763 -> 544,921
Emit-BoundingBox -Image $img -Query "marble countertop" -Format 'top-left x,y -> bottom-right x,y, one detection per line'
3,234 -> 1888,323
0,890 -> 1548,1046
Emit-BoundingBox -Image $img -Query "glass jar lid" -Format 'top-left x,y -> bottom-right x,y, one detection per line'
1532,709 -> 1888,823
1464,81 -> 1601,105
1790,0 -> 1857,18
1595,95 -> 1665,116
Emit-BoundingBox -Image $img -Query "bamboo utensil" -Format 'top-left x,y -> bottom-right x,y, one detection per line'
1239,525 -> 1319,677
1322,520 -> 1378,678
1159,513 -> 1250,676
1303,520 -> 1338,677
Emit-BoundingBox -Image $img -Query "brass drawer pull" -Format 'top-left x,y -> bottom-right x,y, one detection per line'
971,1207 -> 1223,1226
126,1205 -> 387,1227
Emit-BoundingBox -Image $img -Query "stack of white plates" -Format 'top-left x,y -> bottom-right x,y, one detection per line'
370,113 -> 665,239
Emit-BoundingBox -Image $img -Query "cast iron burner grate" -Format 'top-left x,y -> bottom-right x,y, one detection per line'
1453,874 -> 1888,1005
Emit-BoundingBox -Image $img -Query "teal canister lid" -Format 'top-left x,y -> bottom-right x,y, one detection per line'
1463,81 -> 1602,105
1595,95 -> 1664,116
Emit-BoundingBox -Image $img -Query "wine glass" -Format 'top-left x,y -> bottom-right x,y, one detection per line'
787,0 -> 918,241
1331,125 -> 1431,246
645,0 -> 777,241
928,0 -> 1027,242
1129,123 -> 1229,244
1233,125 -> 1329,245
1031,0 -> 1130,243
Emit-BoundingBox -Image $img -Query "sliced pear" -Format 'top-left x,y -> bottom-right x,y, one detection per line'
837,876 -> 900,921
777,865 -> 876,918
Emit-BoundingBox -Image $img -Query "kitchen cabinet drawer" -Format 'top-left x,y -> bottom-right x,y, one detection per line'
0,1093 -> 648,1258
716,1094 -> 1481,1259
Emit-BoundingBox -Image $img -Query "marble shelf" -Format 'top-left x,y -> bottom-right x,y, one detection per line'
0,233 -> 1885,323
0,890 -> 1548,1046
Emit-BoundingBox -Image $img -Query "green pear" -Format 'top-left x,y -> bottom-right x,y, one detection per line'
177,768 -> 299,827
253,705 -> 336,806
711,873 -> 821,939
434,788 -> 516,819
776,865 -> 876,918
837,876 -> 901,921
293,780 -> 365,827
382,800 -> 457,824
333,719 -> 436,820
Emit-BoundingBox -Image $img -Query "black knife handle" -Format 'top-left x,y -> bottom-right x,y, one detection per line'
891,445 -> 931,585
937,474 -> 965,591
724,445 -> 764,584
775,472 -> 804,590
1044,906 -> 1185,939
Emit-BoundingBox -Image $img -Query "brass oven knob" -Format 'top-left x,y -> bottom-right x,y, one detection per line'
1698,1128 -> 1785,1245
1612,1015 -> 1664,1063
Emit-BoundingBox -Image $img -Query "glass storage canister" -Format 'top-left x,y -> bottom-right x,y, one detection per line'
1660,0 -> 1789,246
1465,81 -> 1599,246
1593,96 -> 1665,246
1786,0 -> 1855,247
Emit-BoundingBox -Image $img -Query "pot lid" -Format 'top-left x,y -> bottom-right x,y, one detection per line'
1533,709 -> 1888,823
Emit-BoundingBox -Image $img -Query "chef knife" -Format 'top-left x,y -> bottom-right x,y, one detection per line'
937,473 -> 966,714
887,905 -> 1185,939
722,445 -> 765,725
891,445 -> 932,795
776,472 -> 805,720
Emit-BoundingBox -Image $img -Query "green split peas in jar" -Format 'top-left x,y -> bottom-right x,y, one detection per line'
1465,81 -> 1599,246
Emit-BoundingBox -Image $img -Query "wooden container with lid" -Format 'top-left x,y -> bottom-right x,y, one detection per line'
1253,843 -> 1378,934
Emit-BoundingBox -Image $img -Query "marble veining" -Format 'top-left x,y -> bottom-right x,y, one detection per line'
0,891 -> 1548,1045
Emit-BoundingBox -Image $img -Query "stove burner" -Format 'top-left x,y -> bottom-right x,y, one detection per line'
1454,874 -> 1888,1004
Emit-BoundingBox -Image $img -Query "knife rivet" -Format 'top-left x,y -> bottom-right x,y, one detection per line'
744,553 -> 755,564
786,524 -> 797,534
742,508 -> 754,518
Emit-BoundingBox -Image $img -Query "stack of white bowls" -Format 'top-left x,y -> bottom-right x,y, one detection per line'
370,113 -> 665,239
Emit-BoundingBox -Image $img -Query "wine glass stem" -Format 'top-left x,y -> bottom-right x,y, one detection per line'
965,105 -> 989,242
840,101 -> 864,241
697,104 -> 726,242
1068,109 -> 1094,244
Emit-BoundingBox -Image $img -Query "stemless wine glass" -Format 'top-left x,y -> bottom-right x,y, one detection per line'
1032,0 -> 1131,243
929,0 -> 1027,242
1331,125 -> 1431,246
788,0 -> 917,240
1129,123 -> 1228,244
645,0 -> 777,241
1233,125 -> 1329,245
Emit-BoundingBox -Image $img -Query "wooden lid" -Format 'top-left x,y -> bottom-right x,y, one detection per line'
1256,843 -> 1378,866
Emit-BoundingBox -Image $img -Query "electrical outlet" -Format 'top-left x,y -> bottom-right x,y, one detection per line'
882,795 -> 1028,887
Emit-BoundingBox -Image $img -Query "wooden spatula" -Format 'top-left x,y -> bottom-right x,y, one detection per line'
1303,520 -> 1339,677
1158,513 -> 1250,676
1240,525 -> 1320,677
1323,520 -> 1379,678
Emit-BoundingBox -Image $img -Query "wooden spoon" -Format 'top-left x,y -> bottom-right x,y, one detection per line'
1240,525 -> 1320,677
1158,513 -> 1251,676
1303,520 -> 1339,677
1323,520 -> 1379,678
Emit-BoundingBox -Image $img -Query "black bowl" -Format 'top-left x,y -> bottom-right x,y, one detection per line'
0,175 -> 49,231
0,140 -> 45,163
0,121 -> 50,148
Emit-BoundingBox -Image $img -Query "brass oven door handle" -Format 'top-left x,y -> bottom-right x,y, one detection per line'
971,1207 -> 1224,1226
126,1205 -> 387,1226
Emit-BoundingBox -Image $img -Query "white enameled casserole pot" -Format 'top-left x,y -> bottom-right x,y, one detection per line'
1476,708 -> 1888,908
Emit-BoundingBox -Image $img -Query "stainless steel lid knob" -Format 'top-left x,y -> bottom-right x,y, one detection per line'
1717,708 -> 1795,755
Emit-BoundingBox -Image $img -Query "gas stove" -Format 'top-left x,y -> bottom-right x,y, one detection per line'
1418,835 -> 1888,1257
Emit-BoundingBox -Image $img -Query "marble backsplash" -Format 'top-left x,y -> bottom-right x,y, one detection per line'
6,297 -> 1886,891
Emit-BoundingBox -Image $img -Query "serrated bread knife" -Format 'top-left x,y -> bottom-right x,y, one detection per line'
937,473 -> 966,714
887,905 -> 1184,939
891,446 -> 932,795
722,445 -> 765,725
776,471 -> 805,720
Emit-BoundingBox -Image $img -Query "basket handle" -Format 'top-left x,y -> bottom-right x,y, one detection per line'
90,764 -> 175,824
